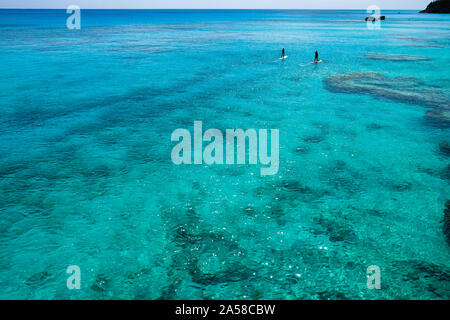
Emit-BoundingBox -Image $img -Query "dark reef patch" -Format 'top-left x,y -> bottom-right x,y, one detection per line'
303,136 -> 324,144
324,72 -> 450,126
314,216 -> 357,243
393,259 -> 450,298
25,271 -> 51,287
319,160 -> 365,194
364,208 -> 387,217
439,142 -> 450,157
393,35 -> 445,48
324,72 -> 447,108
317,290 -> 350,300
389,181 -> 413,192
159,203 -> 251,295
444,201 -> 450,245
91,274 -> 110,293
442,165 -> 450,180
275,180 -> 331,202
426,108 -> 450,127
366,123 -> 384,131
295,146 -> 309,154
366,53 -> 431,62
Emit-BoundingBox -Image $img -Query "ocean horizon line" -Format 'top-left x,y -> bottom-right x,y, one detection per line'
0,8 -> 423,11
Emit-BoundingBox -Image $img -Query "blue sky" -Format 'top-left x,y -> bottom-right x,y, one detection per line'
0,0 -> 430,9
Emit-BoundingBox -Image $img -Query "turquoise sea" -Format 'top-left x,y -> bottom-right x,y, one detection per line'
0,9 -> 449,299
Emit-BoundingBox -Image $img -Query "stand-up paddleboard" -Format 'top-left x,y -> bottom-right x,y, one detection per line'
280,55 -> 288,60
312,60 -> 323,64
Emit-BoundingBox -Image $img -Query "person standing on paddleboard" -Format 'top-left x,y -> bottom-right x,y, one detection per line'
314,50 -> 319,63
281,48 -> 285,58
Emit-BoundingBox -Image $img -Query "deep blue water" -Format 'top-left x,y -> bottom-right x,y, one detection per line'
0,9 -> 449,299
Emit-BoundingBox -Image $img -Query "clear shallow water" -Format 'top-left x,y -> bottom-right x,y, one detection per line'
0,9 -> 449,299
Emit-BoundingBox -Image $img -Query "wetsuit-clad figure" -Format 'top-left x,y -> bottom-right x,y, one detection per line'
314,50 -> 319,63
281,48 -> 285,58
